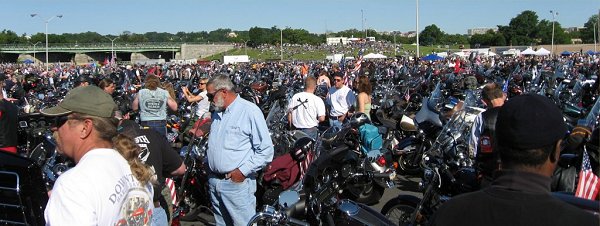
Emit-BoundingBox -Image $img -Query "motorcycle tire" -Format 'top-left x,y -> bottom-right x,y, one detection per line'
343,182 -> 385,205
396,144 -> 423,175
381,199 -> 417,226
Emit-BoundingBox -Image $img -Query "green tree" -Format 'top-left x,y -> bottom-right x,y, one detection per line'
499,10 -> 539,45
0,30 -> 23,44
537,20 -> 569,44
580,15 -> 599,43
420,24 -> 445,45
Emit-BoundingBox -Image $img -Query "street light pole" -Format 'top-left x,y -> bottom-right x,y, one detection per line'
106,36 -> 119,65
416,0 -> 420,58
280,29 -> 283,61
31,14 -> 62,71
594,22 -> 597,52
550,10 -> 558,55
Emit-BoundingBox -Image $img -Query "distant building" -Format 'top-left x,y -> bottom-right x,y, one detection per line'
326,37 -> 348,45
400,31 -> 416,38
467,27 -> 498,36
564,27 -> 585,33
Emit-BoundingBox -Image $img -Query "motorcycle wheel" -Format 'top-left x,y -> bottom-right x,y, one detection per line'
343,182 -> 384,205
397,144 -> 423,175
381,199 -> 417,226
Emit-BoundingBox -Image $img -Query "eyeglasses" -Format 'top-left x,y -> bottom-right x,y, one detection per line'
334,79 -> 343,82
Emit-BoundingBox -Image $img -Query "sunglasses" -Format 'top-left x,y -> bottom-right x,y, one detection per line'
206,89 -> 226,102
334,79 -> 343,82
53,115 -> 84,128
199,83 -> 207,85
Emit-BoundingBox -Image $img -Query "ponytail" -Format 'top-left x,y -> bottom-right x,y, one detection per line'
112,134 -> 155,185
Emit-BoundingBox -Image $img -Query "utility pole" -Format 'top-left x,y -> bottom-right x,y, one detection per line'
31,14 -> 63,71
550,10 -> 558,55
361,9 -> 365,38
416,0 -> 420,58
280,29 -> 283,61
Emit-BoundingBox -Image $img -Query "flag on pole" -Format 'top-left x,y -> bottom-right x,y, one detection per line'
404,88 -> 411,102
575,148 -> 600,200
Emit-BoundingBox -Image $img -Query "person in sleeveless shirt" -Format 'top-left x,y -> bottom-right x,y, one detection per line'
132,75 -> 178,137
354,75 -> 372,120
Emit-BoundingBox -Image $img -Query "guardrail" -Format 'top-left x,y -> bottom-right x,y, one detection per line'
0,42 -> 232,52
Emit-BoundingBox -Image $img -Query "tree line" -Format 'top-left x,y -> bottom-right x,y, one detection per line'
0,11 -> 597,47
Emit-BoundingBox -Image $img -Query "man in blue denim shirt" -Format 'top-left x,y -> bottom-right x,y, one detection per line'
206,75 -> 274,226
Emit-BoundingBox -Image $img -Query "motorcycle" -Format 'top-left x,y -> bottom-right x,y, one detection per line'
381,90 -> 483,225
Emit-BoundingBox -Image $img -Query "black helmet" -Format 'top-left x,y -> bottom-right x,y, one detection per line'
291,137 -> 314,161
349,112 -> 371,128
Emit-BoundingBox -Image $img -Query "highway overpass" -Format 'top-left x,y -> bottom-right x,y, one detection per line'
0,42 -> 234,64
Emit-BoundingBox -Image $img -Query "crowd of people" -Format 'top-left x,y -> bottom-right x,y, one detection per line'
0,49 -> 599,225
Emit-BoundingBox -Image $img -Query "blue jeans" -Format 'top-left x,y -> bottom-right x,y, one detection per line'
151,206 -> 168,226
329,118 -> 343,131
300,127 -> 318,140
141,120 -> 167,137
208,176 -> 257,226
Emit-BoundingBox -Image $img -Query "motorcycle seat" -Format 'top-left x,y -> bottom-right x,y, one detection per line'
399,115 -> 417,132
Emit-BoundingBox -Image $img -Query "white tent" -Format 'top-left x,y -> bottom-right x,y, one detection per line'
521,47 -> 536,55
452,51 -> 468,58
363,53 -> 388,59
535,47 -> 550,56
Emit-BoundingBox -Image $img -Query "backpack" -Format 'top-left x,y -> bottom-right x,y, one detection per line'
358,123 -> 383,155
477,107 -> 501,178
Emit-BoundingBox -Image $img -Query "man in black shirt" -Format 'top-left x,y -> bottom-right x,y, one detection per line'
118,119 -> 185,225
430,94 -> 598,226
0,74 -> 18,154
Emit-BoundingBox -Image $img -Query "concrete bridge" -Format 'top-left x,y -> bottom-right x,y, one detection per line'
0,42 -> 234,64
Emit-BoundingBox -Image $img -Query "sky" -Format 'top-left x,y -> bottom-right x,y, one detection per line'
1,0 -> 598,37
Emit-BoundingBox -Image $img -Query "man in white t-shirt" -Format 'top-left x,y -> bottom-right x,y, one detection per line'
327,72 -> 356,129
288,76 -> 326,139
42,86 -> 154,226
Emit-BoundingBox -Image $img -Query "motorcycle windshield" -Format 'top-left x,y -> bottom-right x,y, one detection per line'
414,82 -> 443,127
584,97 -> 600,129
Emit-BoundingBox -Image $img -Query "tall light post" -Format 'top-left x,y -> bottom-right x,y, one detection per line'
32,41 -> 41,64
31,14 -> 62,71
241,39 -> 250,56
594,22 -> 597,52
361,9 -> 365,38
416,0 -> 420,58
106,36 -> 119,64
550,10 -> 558,55
280,29 -> 283,61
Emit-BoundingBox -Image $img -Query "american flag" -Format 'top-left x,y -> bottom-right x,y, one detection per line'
165,178 -> 178,206
575,148 -> 599,200
404,88 -> 411,102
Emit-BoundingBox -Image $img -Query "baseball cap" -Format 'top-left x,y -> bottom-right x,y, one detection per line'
41,86 -> 117,118
495,94 -> 567,149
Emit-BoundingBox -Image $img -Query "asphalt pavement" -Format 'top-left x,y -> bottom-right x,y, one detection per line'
180,174 -> 423,226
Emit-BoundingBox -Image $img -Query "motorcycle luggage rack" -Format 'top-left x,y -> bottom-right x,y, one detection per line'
0,171 -> 28,225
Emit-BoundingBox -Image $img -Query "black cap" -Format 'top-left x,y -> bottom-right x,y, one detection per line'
496,94 -> 567,149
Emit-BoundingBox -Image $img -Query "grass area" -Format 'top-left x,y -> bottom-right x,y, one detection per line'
205,44 -> 467,61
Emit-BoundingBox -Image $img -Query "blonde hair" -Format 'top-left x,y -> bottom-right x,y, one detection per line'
73,113 -> 155,185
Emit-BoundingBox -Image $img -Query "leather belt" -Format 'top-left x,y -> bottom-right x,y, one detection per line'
212,172 -> 231,180
329,115 -> 343,120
